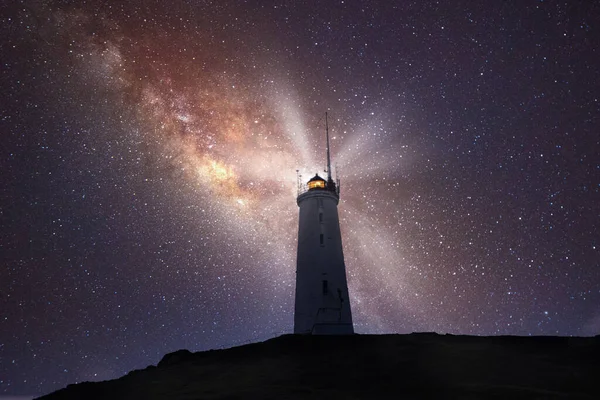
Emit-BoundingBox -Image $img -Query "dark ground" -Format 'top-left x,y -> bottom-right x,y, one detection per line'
38,333 -> 600,399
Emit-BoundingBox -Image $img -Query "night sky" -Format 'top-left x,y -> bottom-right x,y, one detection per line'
1,0 -> 599,397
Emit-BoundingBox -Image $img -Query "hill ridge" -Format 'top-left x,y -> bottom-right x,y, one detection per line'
38,333 -> 600,399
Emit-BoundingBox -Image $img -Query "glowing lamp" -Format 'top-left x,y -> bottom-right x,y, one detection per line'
307,174 -> 326,190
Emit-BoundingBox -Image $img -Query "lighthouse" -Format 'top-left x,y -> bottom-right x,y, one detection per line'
294,113 -> 354,335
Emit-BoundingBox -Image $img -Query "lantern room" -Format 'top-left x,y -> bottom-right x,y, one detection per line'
307,174 -> 326,190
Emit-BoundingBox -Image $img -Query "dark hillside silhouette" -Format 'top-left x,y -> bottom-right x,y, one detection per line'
38,333 -> 600,399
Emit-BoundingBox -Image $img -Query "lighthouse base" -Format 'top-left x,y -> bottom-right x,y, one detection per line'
311,323 -> 354,335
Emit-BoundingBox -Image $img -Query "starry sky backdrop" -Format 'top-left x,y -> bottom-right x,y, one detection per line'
1,0 -> 599,397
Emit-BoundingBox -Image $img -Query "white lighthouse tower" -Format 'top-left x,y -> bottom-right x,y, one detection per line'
294,113 -> 354,335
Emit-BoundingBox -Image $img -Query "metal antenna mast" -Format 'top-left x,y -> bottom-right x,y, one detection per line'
325,112 -> 332,182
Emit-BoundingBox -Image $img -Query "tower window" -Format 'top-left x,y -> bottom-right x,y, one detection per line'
320,233 -> 324,245
322,280 -> 328,295
319,212 -> 323,223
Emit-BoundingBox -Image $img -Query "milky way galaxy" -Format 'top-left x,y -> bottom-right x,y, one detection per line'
1,1 -> 599,396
